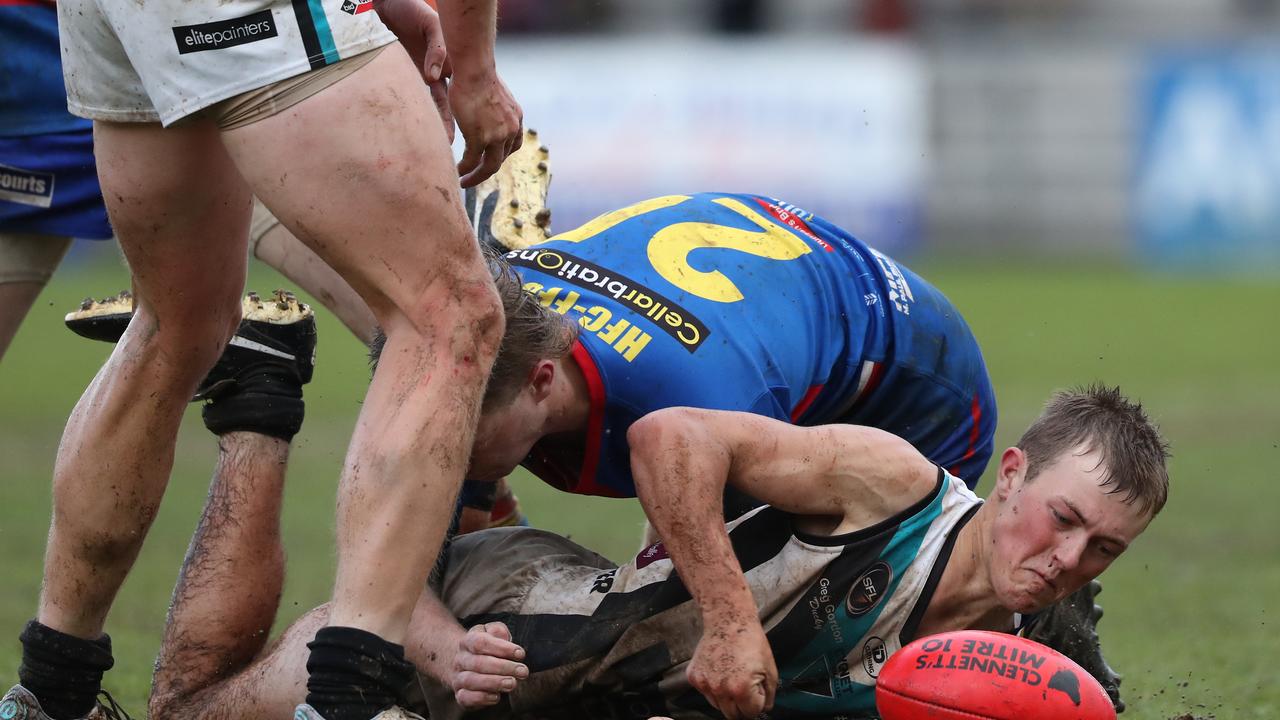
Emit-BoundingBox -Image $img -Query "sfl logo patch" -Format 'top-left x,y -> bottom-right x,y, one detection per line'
846,561 -> 892,616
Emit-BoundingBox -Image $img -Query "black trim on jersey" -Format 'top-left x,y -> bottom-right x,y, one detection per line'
764,530 -> 896,668
290,0 -> 328,70
460,507 -> 796,672
792,466 -> 945,547
897,500 -> 982,645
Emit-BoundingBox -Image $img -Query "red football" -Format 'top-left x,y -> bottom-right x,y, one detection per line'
876,630 -> 1116,720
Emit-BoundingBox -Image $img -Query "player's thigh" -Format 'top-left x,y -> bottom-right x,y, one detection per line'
0,233 -> 72,355
249,198 -> 376,343
93,120 -> 252,323
221,45 -> 479,320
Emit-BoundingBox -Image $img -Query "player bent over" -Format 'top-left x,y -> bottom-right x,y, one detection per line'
3,1 -> 522,719
139,362 -> 1167,718
64,160 -> 1122,707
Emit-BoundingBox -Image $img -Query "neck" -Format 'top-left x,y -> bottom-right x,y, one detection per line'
543,355 -> 592,436
921,502 -> 1014,635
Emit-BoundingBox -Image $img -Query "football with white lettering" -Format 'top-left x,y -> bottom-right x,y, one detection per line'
876,630 -> 1116,719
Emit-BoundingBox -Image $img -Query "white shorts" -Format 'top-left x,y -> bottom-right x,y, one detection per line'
57,0 -> 396,126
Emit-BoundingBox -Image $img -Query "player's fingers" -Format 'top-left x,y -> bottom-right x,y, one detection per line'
457,654 -> 528,681
482,621 -> 513,642
457,142 -> 483,183
428,80 -> 454,145
502,132 -> 521,162
422,25 -> 447,83
455,668 -> 522,694
454,687 -> 502,708
464,624 -> 525,660
459,141 -> 506,188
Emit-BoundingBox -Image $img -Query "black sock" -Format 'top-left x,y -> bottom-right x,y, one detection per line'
201,364 -> 304,441
17,620 -> 114,720
305,627 -> 415,720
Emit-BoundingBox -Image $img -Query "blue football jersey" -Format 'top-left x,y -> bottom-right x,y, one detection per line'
509,193 -> 996,497
0,1 -> 89,137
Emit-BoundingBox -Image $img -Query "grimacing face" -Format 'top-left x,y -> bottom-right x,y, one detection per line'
988,445 -> 1153,614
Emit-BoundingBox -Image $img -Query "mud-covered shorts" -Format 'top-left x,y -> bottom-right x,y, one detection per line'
57,0 -> 395,125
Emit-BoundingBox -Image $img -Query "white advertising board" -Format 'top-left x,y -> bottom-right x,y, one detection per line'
482,37 -> 928,253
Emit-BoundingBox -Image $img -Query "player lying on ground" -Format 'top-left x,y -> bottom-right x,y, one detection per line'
61,147 -> 1124,707
138,381 -> 1166,720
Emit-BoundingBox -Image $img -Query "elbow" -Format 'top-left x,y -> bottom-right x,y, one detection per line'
628,407 -> 699,457
628,408 -> 702,494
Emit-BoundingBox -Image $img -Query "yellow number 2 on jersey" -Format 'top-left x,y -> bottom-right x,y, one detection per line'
552,195 -> 812,303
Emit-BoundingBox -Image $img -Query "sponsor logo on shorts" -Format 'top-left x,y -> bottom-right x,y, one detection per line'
173,10 -> 278,55
340,0 -> 375,14
0,164 -> 54,209
845,561 -> 892,616
507,248 -> 710,353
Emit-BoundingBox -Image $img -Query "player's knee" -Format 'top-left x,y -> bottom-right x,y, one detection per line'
457,276 -> 505,362
400,271 -> 505,368
133,292 -> 242,370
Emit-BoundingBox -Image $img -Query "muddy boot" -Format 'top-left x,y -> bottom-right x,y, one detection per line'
465,127 -> 552,252
0,686 -> 134,720
65,290 -> 315,441
1023,579 -> 1125,712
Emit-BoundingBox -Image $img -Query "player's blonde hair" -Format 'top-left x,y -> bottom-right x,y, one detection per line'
1017,384 -> 1171,516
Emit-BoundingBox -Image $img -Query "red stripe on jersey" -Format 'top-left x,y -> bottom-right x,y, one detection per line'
0,0 -> 55,6
566,340 -> 622,498
790,384 -> 825,422
950,393 -> 984,475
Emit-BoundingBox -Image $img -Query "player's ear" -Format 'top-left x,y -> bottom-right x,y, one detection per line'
994,447 -> 1026,501
528,359 -> 555,402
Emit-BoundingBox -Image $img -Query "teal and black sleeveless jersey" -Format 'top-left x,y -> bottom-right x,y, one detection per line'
509,193 -> 996,496
441,469 -> 983,719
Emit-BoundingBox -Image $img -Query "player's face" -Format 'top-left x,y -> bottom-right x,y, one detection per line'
468,393 -> 545,482
988,445 -> 1152,613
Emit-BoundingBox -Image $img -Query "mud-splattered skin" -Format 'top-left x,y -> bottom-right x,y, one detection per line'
629,410 -> 936,719
39,130 -> 252,639
150,434 -> 289,718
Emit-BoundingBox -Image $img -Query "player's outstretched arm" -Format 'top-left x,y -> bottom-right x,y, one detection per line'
628,408 -> 936,719
436,0 -> 523,186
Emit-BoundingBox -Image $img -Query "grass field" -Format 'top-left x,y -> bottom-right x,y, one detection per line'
1,250 -> 1276,719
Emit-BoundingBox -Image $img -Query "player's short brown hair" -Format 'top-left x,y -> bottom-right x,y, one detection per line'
369,248 -> 578,411
1017,384 -> 1171,516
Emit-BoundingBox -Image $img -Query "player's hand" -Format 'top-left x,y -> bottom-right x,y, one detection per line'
450,69 -> 522,187
686,619 -> 778,719
373,0 -> 454,141
451,622 -> 529,708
